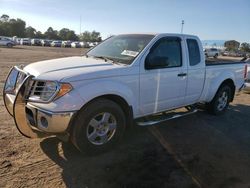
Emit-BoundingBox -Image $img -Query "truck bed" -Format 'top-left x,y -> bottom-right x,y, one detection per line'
205,57 -> 246,66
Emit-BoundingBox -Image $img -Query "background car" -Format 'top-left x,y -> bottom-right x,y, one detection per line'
41,39 -> 52,47
80,41 -> 90,48
0,36 -> 16,47
31,39 -> 42,46
51,41 -> 62,47
71,41 -> 81,48
204,48 -> 220,58
62,41 -> 72,48
20,38 -> 31,45
0,36 -> 15,48
221,51 -> 229,56
88,42 -> 95,48
244,59 -> 250,93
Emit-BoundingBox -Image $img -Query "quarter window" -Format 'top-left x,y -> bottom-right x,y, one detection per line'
187,39 -> 201,66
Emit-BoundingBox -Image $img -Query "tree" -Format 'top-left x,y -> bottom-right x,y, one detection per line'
59,28 -> 78,41
66,30 -> 78,41
90,30 -> 102,42
44,27 -> 59,40
80,31 -> 91,42
0,14 -> 26,37
241,43 -> 250,53
0,14 -> 102,41
59,28 -> 70,40
25,26 -> 36,38
8,18 -> 26,37
80,30 -> 102,42
35,31 -> 45,39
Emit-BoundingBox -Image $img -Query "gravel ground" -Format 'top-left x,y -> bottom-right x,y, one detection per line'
0,46 -> 250,188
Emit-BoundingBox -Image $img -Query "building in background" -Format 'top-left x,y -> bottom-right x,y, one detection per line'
224,40 -> 240,51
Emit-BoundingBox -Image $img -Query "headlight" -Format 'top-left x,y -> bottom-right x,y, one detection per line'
28,80 -> 72,103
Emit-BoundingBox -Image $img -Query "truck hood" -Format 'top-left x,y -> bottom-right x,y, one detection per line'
24,56 -> 131,82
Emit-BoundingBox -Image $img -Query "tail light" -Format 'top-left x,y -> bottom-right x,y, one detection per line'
244,64 -> 248,80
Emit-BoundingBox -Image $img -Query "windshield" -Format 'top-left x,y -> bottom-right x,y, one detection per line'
87,34 -> 155,65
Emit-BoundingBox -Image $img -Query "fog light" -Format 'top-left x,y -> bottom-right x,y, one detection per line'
40,116 -> 48,128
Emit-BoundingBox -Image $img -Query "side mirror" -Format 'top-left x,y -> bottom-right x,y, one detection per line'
145,54 -> 169,70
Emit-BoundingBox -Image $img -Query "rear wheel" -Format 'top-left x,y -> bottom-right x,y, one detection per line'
207,85 -> 232,115
70,99 -> 126,154
214,53 -> 218,58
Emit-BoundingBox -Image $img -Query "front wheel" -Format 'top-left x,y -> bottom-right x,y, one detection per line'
70,99 -> 126,154
207,85 -> 232,115
7,43 -> 13,48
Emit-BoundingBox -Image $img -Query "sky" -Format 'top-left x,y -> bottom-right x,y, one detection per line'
0,0 -> 249,42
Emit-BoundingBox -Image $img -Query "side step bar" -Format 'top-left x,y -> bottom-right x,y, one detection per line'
136,106 -> 198,126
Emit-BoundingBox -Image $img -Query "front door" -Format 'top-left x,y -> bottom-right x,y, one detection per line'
139,37 -> 188,116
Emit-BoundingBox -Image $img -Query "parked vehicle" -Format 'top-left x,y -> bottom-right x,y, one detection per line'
41,39 -> 52,47
244,59 -> 250,93
51,41 -> 62,47
3,33 -> 247,154
12,37 -> 21,45
20,38 -> 31,45
31,39 -> 42,46
0,36 -> 16,47
80,41 -> 90,48
204,48 -> 220,58
221,51 -> 229,56
89,42 -> 95,47
233,51 -> 246,57
71,41 -> 81,48
62,41 -> 71,48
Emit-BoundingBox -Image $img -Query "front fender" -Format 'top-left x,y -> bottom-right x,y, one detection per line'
74,79 -> 139,116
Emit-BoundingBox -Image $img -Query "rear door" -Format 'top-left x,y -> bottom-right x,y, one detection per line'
139,36 -> 188,115
184,37 -> 205,104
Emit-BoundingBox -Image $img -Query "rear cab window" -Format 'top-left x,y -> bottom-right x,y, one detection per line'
187,39 -> 201,66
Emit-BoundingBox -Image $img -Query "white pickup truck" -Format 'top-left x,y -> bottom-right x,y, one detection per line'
3,33 -> 247,153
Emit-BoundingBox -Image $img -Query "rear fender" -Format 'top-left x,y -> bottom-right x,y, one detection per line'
202,71 -> 235,102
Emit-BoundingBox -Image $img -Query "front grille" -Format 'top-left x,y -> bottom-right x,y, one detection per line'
27,80 -> 58,102
29,80 -> 47,96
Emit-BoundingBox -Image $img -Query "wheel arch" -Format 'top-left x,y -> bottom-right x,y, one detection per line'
217,79 -> 235,102
68,94 -> 134,134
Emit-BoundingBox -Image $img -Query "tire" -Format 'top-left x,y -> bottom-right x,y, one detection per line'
70,98 -> 126,154
214,54 -> 218,58
207,85 -> 232,115
7,43 -> 13,48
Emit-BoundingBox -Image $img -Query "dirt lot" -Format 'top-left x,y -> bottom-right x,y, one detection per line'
0,46 -> 250,188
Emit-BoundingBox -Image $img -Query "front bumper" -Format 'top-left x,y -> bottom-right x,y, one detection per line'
3,66 -> 76,138
26,103 -> 75,133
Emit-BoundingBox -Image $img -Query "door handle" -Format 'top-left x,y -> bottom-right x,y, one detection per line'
177,73 -> 187,77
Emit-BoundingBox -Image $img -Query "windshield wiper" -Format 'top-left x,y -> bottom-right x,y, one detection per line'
93,56 -> 113,62
91,55 -> 126,65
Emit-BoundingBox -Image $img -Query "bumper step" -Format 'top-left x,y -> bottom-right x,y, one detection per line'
136,106 -> 198,126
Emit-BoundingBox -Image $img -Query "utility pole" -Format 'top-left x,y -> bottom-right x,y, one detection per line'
80,15 -> 82,36
181,20 -> 184,34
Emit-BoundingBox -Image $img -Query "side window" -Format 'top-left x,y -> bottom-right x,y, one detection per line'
187,39 -> 201,66
146,37 -> 182,69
